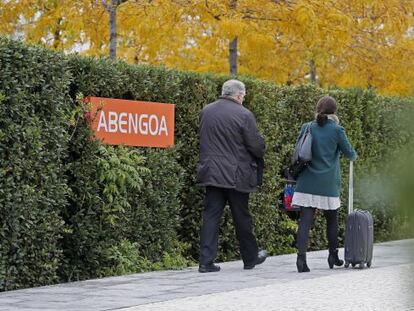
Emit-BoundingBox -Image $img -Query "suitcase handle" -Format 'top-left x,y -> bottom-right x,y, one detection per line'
348,161 -> 353,215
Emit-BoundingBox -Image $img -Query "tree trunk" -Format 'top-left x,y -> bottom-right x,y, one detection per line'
228,0 -> 238,76
109,0 -> 117,59
309,59 -> 316,84
229,37 -> 238,76
53,18 -> 63,49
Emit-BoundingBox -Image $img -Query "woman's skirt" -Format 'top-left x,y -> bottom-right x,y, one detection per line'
292,192 -> 340,210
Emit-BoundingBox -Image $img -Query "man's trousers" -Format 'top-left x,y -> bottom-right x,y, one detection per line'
199,186 -> 259,266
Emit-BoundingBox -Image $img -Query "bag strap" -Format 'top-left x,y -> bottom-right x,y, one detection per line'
298,122 -> 312,150
305,121 -> 312,134
298,122 -> 312,143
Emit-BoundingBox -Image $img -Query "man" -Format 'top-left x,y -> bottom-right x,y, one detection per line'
196,79 -> 267,273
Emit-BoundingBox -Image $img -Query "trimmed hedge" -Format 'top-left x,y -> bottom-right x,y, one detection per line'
0,39 -> 70,290
61,59 -> 187,281
0,37 -> 412,290
0,39 -> 187,290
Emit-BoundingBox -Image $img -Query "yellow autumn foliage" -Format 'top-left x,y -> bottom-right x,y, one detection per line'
1,0 -> 413,96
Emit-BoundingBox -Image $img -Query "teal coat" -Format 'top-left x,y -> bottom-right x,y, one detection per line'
295,120 -> 357,197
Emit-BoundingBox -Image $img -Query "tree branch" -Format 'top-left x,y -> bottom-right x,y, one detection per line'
102,0 -> 110,12
242,15 -> 282,22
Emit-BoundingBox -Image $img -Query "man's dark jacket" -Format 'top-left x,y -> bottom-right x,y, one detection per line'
196,96 -> 265,193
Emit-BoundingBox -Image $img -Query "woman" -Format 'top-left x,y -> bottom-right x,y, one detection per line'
292,96 -> 357,273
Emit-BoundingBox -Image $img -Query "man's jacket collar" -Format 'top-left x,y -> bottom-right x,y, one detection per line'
219,96 -> 241,105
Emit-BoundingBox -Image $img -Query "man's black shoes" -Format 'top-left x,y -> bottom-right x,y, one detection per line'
244,249 -> 268,270
199,250 -> 268,272
198,263 -> 221,273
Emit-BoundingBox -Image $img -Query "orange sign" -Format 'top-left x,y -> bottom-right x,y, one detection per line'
85,97 -> 175,148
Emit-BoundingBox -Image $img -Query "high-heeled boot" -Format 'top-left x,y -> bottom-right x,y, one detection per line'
328,249 -> 344,269
296,253 -> 310,273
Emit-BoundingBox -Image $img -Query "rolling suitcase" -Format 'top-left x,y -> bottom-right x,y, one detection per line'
344,161 -> 374,269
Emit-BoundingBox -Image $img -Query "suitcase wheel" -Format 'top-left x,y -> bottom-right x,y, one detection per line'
344,261 -> 350,268
359,263 -> 365,269
351,263 -> 356,268
367,261 -> 371,268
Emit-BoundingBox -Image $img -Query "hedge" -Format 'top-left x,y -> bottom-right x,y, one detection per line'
0,39 -> 70,290
0,37 -> 412,290
0,39 -> 187,290
60,65 -> 188,281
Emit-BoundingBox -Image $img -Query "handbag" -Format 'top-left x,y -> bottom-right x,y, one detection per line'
289,122 -> 313,179
278,181 -> 301,212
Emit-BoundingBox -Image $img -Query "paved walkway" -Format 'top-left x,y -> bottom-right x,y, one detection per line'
0,239 -> 413,311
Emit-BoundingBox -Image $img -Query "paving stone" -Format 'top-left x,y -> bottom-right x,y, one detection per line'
120,263 -> 414,311
0,239 -> 412,311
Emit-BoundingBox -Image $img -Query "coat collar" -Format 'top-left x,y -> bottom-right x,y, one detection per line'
313,114 -> 340,124
327,114 -> 340,124
219,96 -> 242,105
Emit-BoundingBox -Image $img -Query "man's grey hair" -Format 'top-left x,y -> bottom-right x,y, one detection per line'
221,79 -> 246,97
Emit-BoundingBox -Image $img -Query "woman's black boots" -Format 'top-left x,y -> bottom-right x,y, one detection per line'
328,249 -> 344,269
296,253 -> 310,273
297,250 -> 343,272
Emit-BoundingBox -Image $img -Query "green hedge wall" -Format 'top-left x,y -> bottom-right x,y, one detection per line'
61,58 -> 187,281
0,39 -> 187,290
0,39 -> 70,290
0,37 -> 412,290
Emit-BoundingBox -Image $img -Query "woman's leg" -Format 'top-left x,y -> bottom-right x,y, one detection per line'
323,209 -> 338,252
296,206 -> 316,255
324,209 -> 344,268
296,206 -> 316,272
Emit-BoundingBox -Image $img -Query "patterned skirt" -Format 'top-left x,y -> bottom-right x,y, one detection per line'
292,192 -> 340,210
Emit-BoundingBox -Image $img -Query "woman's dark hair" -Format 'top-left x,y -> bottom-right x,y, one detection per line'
316,96 -> 337,126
